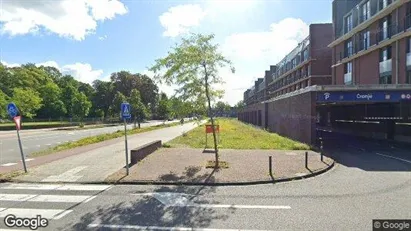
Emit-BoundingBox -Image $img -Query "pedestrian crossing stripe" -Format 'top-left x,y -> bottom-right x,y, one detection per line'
0,183 -> 111,191
0,208 -> 72,220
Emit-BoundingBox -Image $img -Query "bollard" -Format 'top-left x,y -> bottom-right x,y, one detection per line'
305,151 -> 308,169
320,140 -> 324,162
269,156 -> 273,176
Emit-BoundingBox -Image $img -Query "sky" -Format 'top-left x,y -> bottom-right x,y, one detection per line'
0,0 -> 332,105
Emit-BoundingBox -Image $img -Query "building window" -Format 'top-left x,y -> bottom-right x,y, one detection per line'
345,40 -> 353,57
345,13 -> 353,33
360,30 -> 370,50
344,62 -> 353,85
307,64 -> 311,76
361,1 -> 371,22
379,75 -> 392,84
303,49 -> 308,61
379,16 -> 391,41
407,37 -> 411,53
379,0 -> 391,10
407,71 -> 411,84
292,58 -> 296,68
380,45 -> 392,61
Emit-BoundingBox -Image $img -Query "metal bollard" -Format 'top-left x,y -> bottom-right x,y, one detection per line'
305,151 -> 308,169
269,156 -> 273,176
320,140 -> 324,162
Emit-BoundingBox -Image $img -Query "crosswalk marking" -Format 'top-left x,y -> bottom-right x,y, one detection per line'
0,163 -> 17,167
0,208 -> 73,220
0,194 -> 95,203
0,183 -> 111,221
1,183 -> 111,191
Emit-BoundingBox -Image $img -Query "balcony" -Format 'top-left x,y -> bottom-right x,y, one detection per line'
407,53 -> 411,66
379,59 -> 392,74
344,73 -> 352,84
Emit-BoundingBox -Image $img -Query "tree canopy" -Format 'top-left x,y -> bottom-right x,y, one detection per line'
149,33 -> 235,167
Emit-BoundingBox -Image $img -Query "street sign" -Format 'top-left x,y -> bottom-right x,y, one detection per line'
121,102 -> 131,119
7,103 -> 19,118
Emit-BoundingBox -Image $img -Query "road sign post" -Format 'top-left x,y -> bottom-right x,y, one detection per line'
7,103 -> 27,173
121,102 -> 131,175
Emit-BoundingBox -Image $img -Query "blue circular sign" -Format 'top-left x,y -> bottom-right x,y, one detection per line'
7,103 -> 19,118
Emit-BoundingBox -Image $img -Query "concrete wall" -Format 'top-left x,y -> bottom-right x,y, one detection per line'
266,91 -> 316,145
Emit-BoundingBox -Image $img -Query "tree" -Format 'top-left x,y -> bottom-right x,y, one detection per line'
214,101 -> 231,117
92,80 -> 114,118
0,90 -> 8,119
60,84 -> 78,117
157,92 -> 171,120
111,91 -> 127,117
129,89 -> 150,128
72,92 -> 92,124
38,82 -> 67,118
11,88 -> 43,118
149,33 -> 235,168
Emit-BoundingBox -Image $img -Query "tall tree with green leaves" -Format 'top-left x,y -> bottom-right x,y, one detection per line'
149,33 -> 235,168
157,92 -> 171,120
111,91 -> 127,117
0,90 -> 8,119
72,92 -> 92,124
38,82 -> 67,118
129,89 -> 150,128
11,88 -> 43,118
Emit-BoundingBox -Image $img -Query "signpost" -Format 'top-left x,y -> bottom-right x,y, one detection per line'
6,103 -> 27,173
121,102 -> 131,175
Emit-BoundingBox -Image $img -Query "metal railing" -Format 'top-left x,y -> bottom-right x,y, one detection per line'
379,59 -> 392,74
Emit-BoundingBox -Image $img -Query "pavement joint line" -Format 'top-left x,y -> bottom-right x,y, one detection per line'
375,152 -> 411,164
87,224 -> 272,231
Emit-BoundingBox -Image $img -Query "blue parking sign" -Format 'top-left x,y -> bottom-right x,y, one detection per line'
121,102 -> 131,119
7,103 -> 19,118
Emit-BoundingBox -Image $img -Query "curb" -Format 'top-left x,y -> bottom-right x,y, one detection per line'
3,160 -> 336,186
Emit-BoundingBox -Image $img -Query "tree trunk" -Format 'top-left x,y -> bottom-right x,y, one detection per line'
204,64 -> 219,168
138,120 -> 141,129
133,117 -> 137,129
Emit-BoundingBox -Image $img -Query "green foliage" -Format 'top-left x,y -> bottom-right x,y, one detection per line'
111,91 -> 127,116
11,88 -> 43,118
72,92 -> 92,121
129,89 -> 150,125
157,95 -> 171,120
0,90 -> 8,119
38,82 -> 66,117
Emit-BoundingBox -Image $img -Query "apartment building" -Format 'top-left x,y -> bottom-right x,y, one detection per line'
330,0 -> 411,85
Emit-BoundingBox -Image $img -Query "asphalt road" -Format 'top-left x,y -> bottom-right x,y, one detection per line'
0,132 -> 410,231
0,120 -> 179,166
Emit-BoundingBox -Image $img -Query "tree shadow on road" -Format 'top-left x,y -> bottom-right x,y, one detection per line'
62,166 -> 233,231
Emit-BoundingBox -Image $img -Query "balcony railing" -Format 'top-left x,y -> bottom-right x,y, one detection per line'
407,53 -> 411,66
379,59 -> 392,74
344,73 -> 352,84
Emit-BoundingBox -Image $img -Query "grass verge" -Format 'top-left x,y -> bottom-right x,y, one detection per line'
30,121 -> 181,157
0,170 -> 26,182
167,118 -> 310,150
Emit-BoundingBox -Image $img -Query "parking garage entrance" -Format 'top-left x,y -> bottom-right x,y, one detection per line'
316,90 -> 411,142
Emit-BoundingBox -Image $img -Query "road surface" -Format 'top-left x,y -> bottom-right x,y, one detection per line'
0,120 -> 178,166
0,132 -> 410,230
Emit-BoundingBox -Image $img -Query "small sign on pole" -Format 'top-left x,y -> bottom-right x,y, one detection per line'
7,103 -> 27,173
121,102 -> 131,175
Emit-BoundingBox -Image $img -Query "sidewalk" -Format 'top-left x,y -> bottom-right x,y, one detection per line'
10,122 -> 200,183
106,148 -> 334,185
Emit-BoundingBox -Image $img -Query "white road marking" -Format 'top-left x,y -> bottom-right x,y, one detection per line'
82,195 -> 97,203
376,152 -> 411,164
1,163 -> 17,167
42,166 -> 87,182
88,224 -> 271,231
183,204 -> 291,209
0,208 -> 72,220
1,183 -> 111,191
29,195 -> 94,203
135,193 -> 290,209
46,144 -> 52,146
0,194 -> 37,201
25,158 -> 34,162
0,229 -> 30,231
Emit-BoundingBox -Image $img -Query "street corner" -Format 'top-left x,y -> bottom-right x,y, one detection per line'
105,148 -> 336,185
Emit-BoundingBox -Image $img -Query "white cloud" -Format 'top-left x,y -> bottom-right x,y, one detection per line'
98,35 -> 108,40
0,0 -> 128,40
159,4 -> 207,38
218,18 -> 309,105
61,63 -> 104,84
35,61 -> 104,84
0,60 -> 20,67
